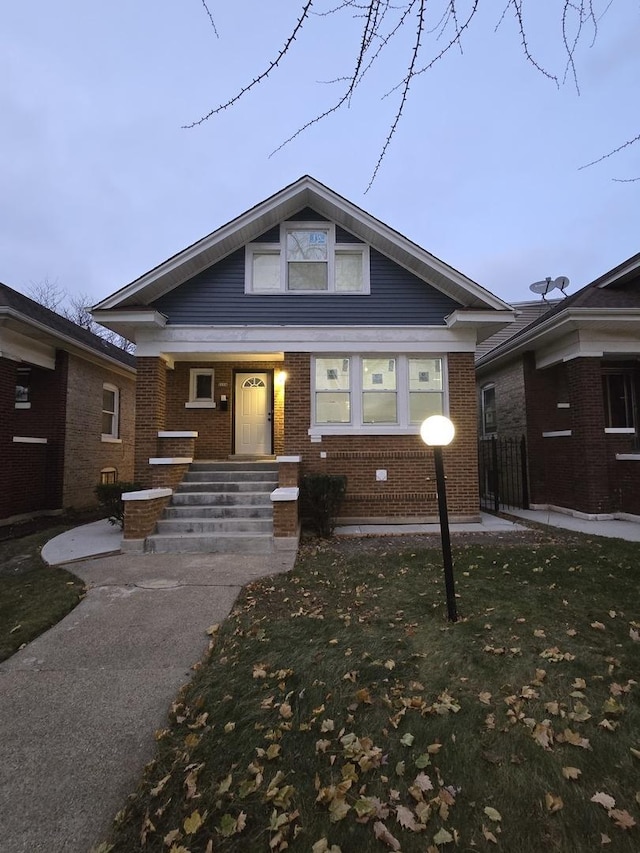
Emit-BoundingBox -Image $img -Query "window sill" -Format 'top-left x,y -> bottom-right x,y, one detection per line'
604,428 -> 635,434
615,454 -> 640,461
15,402 -> 31,409
309,426 -> 421,437
101,436 -> 122,444
185,401 -> 216,409
13,436 -> 47,444
542,430 -> 572,438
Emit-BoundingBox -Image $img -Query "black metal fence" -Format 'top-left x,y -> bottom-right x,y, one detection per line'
478,435 -> 529,512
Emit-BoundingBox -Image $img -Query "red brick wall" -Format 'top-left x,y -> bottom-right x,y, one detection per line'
282,352 -> 479,520
163,361 -> 285,459
63,354 -> 136,509
135,357 -> 167,487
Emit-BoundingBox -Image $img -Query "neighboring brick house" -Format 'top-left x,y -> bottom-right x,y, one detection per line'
0,284 -> 136,524
92,176 -> 513,541
476,253 -> 640,517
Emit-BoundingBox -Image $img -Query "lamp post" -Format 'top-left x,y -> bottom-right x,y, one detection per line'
420,415 -> 458,623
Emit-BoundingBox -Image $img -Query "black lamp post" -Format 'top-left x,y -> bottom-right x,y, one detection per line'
420,415 -> 458,623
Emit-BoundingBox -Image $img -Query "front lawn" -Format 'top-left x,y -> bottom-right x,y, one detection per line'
0,527 -> 85,662
103,532 -> 639,852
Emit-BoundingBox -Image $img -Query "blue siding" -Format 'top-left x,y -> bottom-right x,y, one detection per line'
152,247 -> 461,326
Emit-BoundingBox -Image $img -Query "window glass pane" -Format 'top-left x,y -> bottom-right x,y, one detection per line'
603,373 -> 634,428
288,262 -> 328,290
286,230 -> 328,261
409,392 -> 443,423
316,393 -> 350,423
103,388 -> 115,412
315,358 -> 350,391
335,253 -> 363,292
15,368 -> 30,402
409,358 -> 442,391
102,412 -> 114,434
482,386 -> 497,434
363,392 -> 397,423
363,358 -> 396,391
252,253 -> 280,291
195,374 -> 213,400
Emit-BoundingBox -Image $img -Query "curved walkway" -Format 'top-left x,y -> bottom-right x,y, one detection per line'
0,549 -> 295,853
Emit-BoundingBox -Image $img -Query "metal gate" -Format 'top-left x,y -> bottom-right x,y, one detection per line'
478,435 -> 529,512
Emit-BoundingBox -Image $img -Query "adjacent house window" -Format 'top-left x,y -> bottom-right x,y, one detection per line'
602,370 -> 636,429
15,366 -> 31,408
186,368 -> 215,408
102,384 -> 120,440
246,223 -> 369,294
100,467 -> 118,484
481,384 -> 497,436
313,355 -> 445,431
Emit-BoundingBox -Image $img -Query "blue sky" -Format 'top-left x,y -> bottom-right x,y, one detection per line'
1,1 -> 638,308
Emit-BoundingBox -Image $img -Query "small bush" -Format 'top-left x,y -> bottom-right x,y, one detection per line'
95,481 -> 142,528
300,473 -> 347,538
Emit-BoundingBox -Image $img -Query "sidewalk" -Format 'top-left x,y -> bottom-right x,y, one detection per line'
0,549 -> 296,853
505,507 -> 640,542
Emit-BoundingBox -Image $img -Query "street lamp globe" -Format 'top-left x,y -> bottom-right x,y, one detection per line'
420,415 -> 455,447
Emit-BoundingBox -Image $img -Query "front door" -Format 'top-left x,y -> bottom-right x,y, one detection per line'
234,372 -> 272,455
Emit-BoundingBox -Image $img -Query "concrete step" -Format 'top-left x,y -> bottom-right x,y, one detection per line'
171,491 -> 273,507
176,480 -> 275,494
183,470 -> 278,483
164,505 -> 272,520
146,532 -> 274,555
190,461 -> 278,472
156,517 -> 273,535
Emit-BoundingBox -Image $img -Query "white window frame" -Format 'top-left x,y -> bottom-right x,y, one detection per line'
245,222 -> 370,294
101,383 -> 121,442
186,368 -> 215,409
310,354 -> 448,435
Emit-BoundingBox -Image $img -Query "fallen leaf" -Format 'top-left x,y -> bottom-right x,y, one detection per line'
224,722 -> 236,733
478,692 -> 492,705
183,810 -> 203,835
591,622 -> 606,631
630,628 -> 640,642
562,766 -> 582,780
630,747 -> 640,759
373,820 -> 401,850
601,833 -> 611,845
396,804 -> 424,832
482,824 -> 498,843
591,792 -> 616,810
432,827 -> 454,845
150,773 -> 171,797
279,702 -> 293,719
400,733 -> 415,747
484,806 -> 502,822
545,793 -> 564,812
609,809 -> 636,829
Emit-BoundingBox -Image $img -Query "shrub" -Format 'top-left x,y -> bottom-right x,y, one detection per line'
300,473 -> 347,538
95,481 -> 142,529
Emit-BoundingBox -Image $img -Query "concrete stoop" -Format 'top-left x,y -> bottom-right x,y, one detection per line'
146,461 -> 278,554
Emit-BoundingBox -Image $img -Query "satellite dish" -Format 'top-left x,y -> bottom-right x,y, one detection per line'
529,275 -> 570,298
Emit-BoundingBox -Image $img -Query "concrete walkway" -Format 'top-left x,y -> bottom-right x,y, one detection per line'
0,550 -> 296,853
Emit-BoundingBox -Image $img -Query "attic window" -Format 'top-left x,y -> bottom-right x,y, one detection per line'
246,223 -> 369,294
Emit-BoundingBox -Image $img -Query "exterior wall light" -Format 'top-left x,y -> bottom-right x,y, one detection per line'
420,415 -> 458,623
276,370 -> 288,386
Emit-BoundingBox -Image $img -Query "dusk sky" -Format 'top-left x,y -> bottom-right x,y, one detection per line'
1,1 -> 638,311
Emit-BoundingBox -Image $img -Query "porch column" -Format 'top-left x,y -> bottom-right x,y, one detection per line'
134,357 -> 167,489
567,357 -> 609,514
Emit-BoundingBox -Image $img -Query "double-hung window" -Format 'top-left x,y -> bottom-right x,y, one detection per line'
186,368 -> 215,408
481,384 -> 497,437
312,355 -> 446,432
602,369 -> 637,431
15,366 -> 31,408
102,383 -> 120,441
247,223 -> 369,294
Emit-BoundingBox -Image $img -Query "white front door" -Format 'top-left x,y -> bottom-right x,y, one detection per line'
234,372 -> 272,455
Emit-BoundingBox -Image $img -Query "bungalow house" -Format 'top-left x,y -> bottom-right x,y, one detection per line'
92,176 -> 514,551
0,283 -> 136,524
476,253 -> 640,518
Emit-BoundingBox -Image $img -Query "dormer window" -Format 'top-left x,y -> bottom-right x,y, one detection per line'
246,223 -> 369,294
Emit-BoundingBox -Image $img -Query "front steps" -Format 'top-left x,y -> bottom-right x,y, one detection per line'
146,461 -> 278,554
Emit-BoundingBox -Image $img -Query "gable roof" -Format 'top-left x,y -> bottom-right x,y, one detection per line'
476,252 -> 640,371
93,175 -> 512,314
0,283 -> 136,371
475,299 -> 561,361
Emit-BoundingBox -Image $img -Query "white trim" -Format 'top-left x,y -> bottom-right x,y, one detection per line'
101,437 -> 123,444
101,382 -> 120,440
14,402 -> 31,409
91,309 -> 167,327
557,402 -> 570,409
616,454 -> 640,461
12,436 -> 47,444
277,455 -> 302,463
122,488 -> 173,501
158,431 -> 199,438
148,457 -> 193,465
604,427 -> 635,434
542,430 -> 572,437
270,487 -> 300,502
185,401 -> 216,409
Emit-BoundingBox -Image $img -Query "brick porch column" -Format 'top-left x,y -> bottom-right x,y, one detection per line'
134,357 -> 167,489
567,357 -> 609,514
